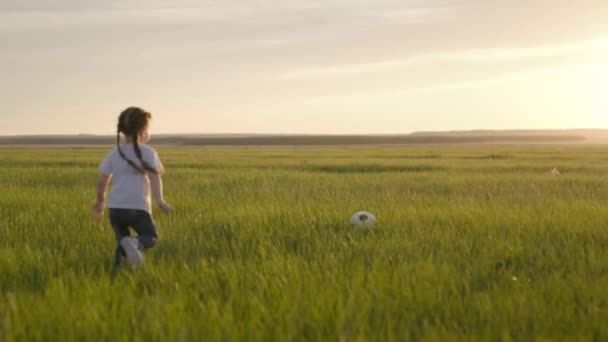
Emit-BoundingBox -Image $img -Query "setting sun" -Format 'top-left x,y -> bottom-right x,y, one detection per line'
589,61 -> 608,100
570,60 -> 608,127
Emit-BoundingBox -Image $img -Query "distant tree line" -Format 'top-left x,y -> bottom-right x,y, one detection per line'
0,134 -> 587,146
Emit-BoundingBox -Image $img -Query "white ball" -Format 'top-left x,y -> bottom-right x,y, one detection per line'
350,211 -> 377,227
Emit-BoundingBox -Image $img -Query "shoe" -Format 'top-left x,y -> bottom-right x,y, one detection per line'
120,237 -> 144,267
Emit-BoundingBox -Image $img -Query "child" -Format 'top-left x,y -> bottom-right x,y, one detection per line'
92,107 -> 172,272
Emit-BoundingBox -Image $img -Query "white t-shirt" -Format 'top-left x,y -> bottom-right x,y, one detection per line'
99,144 -> 165,214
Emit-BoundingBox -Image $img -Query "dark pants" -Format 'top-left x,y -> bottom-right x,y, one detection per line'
109,208 -> 158,274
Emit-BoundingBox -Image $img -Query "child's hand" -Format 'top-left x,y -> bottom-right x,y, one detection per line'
158,201 -> 173,214
92,202 -> 104,223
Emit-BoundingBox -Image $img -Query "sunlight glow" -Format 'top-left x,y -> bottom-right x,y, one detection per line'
561,59 -> 608,128
585,62 -> 608,125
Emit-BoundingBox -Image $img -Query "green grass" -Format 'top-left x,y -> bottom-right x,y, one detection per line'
1,145 -> 608,341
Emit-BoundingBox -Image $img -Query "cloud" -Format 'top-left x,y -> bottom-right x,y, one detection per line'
0,6 -> 255,31
0,0 -> 450,31
300,60 -> 608,106
281,37 -> 608,79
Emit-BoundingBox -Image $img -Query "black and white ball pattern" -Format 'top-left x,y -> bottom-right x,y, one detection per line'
350,211 -> 377,227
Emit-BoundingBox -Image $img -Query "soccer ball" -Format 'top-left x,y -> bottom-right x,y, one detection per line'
350,211 -> 377,227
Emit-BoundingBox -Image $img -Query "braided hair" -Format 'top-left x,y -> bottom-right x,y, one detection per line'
116,107 -> 158,174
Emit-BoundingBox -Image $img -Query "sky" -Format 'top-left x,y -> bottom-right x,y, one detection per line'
1,0 -> 607,135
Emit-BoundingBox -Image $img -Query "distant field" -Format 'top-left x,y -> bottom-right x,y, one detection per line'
1,146 -> 608,340
3,130 -> 607,146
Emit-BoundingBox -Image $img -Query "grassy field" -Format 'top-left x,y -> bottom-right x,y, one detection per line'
1,145 -> 608,341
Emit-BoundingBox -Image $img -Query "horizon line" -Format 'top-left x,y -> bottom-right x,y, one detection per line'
1,128 -> 608,138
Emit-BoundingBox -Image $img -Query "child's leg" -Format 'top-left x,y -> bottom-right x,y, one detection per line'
131,210 -> 158,251
109,209 -> 132,242
109,209 -> 132,273
111,245 -> 122,278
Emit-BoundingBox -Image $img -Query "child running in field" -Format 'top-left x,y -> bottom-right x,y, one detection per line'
92,107 -> 172,273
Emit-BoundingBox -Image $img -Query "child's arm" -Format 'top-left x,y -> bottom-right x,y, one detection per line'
148,172 -> 172,213
92,174 -> 111,222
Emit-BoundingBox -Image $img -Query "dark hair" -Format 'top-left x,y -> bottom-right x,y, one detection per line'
116,107 -> 158,174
